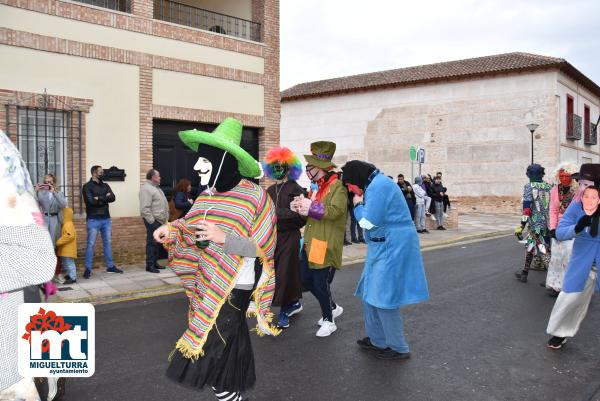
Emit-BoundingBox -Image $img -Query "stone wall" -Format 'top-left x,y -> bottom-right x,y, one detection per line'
364,92 -> 558,198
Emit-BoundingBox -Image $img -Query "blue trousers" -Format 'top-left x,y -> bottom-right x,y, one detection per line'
84,217 -> 115,270
362,301 -> 409,353
61,257 -> 77,279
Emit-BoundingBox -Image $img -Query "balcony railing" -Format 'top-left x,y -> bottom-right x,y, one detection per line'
566,113 -> 582,140
154,0 -> 261,42
74,0 -> 131,12
585,123 -> 598,145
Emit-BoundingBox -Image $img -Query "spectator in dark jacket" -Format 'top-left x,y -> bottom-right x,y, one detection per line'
397,174 -> 415,220
172,178 -> 194,219
436,172 -> 452,212
431,176 -> 447,230
82,165 -> 122,278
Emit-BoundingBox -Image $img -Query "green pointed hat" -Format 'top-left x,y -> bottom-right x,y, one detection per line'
178,118 -> 262,178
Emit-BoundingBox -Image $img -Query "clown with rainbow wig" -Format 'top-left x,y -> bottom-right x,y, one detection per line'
262,146 -> 308,329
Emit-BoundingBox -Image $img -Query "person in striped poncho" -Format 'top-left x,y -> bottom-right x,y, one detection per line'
153,118 -> 278,401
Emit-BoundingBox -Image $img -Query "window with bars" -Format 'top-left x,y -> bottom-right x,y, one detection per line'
17,108 -> 68,193
5,105 -> 85,213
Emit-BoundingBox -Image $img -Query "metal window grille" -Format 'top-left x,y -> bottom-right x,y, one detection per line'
73,0 -> 131,12
566,113 -> 582,140
153,0 -> 261,42
5,104 -> 85,213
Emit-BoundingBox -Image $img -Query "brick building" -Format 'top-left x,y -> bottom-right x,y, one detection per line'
0,0 -> 280,265
281,53 -> 600,213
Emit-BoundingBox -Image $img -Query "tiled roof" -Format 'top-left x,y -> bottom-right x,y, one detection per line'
281,52 -> 600,100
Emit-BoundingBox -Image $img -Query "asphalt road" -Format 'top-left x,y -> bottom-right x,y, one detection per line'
64,236 -> 600,401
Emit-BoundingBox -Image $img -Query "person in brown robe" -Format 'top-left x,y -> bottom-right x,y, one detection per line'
263,147 -> 307,328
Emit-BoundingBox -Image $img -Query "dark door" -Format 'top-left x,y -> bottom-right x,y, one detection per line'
153,119 -> 259,198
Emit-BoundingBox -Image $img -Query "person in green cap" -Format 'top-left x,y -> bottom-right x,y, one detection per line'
291,141 -> 348,337
153,118 -> 279,401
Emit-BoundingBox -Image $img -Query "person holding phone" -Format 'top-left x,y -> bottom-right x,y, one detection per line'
35,173 -> 67,246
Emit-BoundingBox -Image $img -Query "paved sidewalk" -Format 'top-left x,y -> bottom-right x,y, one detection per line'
53,212 -> 518,304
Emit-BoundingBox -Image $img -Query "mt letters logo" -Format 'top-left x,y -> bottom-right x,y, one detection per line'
18,303 -> 95,377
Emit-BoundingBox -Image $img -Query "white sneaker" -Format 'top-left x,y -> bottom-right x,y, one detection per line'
316,320 -> 337,337
430,215 -> 437,221
318,305 -> 344,326
443,213 -> 448,218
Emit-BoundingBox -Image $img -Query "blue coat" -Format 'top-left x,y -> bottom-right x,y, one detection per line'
556,200 -> 600,293
354,172 -> 429,308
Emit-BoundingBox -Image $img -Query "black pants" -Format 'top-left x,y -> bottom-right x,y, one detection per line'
443,195 -> 451,212
407,199 -> 416,220
144,220 -> 162,269
300,249 -> 335,321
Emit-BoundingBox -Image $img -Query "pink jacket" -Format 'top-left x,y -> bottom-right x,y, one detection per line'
549,186 -> 580,230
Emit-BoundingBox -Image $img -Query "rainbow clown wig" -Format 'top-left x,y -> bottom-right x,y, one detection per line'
262,146 -> 302,181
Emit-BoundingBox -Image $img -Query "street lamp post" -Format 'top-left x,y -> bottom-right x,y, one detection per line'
526,123 -> 539,165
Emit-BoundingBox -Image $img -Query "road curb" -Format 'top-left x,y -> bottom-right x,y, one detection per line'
340,229 -> 513,267
56,284 -> 183,305
57,229 -> 513,305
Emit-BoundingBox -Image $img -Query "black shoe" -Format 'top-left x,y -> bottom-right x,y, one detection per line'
83,270 -> 91,279
106,266 -> 124,274
547,288 -> 560,297
514,270 -> 528,283
439,226 -> 446,230
357,337 -> 382,351
376,348 -> 411,360
547,336 -> 567,349
154,263 -> 166,270
422,229 -> 430,234
417,229 -> 424,233
351,239 -> 360,244
359,239 -> 366,244
344,240 -> 352,246
63,276 -> 77,285
146,266 -> 160,273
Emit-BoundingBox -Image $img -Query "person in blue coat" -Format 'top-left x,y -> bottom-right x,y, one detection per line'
341,161 -> 429,360
546,184 -> 600,349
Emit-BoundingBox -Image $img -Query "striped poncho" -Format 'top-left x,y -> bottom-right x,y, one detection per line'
166,179 -> 279,359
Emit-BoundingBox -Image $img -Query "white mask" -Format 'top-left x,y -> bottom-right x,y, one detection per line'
194,157 -> 213,186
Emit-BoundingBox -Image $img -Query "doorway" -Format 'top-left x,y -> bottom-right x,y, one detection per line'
152,119 -> 259,198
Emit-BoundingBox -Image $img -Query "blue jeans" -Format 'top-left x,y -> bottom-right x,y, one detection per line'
85,218 -> 114,270
61,256 -> 77,279
363,301 -> 409,353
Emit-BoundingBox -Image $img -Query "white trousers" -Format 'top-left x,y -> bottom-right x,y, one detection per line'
546,269 -> 597,338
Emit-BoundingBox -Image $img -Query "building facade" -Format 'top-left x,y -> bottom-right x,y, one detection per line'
0,0 -> 280,264
281,53 -> 600,212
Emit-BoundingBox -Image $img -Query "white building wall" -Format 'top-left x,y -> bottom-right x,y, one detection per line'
282,71 -> 560,197
556,72 -> 600,166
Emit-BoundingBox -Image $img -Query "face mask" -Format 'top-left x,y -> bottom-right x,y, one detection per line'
558,171 -> 572,186
306,166 -> 320,182
272,163 -> 288,180
194,157 -> 213,186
